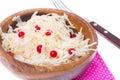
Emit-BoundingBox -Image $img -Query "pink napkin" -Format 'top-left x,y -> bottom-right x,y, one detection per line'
73,52 -> 115,80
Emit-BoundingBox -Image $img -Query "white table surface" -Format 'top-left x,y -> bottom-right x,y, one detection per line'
0,0 -> 120,80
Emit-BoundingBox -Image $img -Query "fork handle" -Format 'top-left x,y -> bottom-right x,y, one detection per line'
90,21 -> 120,49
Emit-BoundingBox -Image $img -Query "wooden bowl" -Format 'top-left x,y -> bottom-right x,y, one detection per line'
0,8 -> 98,80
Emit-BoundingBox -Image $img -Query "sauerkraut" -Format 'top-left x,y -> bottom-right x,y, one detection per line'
0,12 -> 96,66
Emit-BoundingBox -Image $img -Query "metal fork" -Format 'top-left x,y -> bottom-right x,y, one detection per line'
52,0 -> 120,49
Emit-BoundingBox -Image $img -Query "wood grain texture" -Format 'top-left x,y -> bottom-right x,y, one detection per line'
0,8 -> 98,80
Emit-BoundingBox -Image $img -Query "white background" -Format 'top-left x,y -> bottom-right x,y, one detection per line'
0,0 -> 120,80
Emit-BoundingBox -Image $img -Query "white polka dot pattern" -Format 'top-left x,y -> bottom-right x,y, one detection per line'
73,52 -> 115,80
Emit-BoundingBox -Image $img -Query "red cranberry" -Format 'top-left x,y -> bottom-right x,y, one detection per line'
68,48 -> 76,55
35,25 -> 41,30
18,31 -> 25,38
36,45 -> 42,53
70,34 -> 76,38
50,50 -> 57,58
45,30 -> 52,36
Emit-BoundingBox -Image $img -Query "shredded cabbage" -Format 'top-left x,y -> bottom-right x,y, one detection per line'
0,12 -> 96,66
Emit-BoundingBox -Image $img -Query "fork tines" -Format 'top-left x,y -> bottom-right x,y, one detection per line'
52,0 -> 72,12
